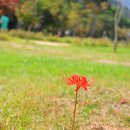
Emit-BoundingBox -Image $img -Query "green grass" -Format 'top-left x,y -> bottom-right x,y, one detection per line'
0,39 -> 130,130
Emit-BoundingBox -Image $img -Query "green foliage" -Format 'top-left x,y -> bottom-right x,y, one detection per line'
16,1 -> 38,29
12,0 -> 130,38
120,16 -> 130,28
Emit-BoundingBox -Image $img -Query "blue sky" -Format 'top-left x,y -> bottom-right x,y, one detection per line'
122,0 -> 130,9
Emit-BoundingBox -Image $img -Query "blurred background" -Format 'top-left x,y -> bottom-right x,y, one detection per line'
0,0 -> 130,39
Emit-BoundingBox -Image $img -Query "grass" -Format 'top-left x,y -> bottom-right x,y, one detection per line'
0,37 -> 130,130
0,30 -> 121,46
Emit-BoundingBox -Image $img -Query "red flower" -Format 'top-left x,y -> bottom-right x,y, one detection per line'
66,74 -> 94,92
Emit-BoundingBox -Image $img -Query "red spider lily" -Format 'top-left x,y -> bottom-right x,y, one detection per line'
66,74 -> 94,92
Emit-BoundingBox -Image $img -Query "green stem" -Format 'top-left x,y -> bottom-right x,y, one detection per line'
72,92 -> 78,130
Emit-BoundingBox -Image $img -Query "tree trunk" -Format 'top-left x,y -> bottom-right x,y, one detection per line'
113,22 -> 118,52
90,14 -> 97,37
25,24 -> 33,43
113,1 -> 124,52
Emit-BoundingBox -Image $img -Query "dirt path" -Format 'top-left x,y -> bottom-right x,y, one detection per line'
34,40 -> 69,47
98,60 -> 130,67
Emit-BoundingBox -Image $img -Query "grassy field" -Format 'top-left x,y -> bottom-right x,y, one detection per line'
0,39 -> 130,130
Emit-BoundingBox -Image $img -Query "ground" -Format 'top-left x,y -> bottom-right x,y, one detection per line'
0,39 -> 130,130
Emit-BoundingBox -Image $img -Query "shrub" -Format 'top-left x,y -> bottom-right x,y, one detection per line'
2,30 -> 112,47
0,32 -> 13,41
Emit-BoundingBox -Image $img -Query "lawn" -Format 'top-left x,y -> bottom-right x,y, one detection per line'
0,39 -> 130,130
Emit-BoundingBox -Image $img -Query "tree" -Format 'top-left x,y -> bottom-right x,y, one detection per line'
0,0 -> 20,13
16,0 -> 40,30
113,0 -> 124,52
10,0 -> 130,39
82,1 -> 110,37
